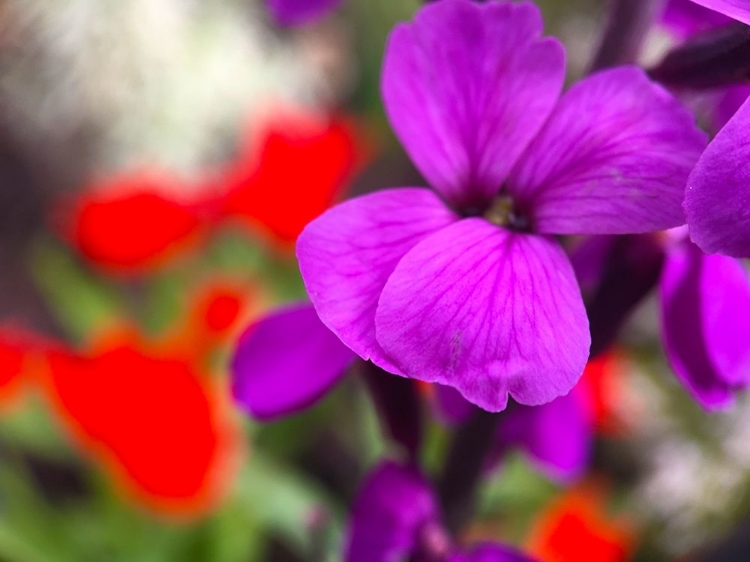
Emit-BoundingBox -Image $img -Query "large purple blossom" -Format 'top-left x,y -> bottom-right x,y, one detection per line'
346,461 -> 532,562
296,0 -> 706,411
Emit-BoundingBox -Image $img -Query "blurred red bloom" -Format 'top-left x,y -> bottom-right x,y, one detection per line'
42,333 -> 240,517
527,484 -> 636,562
577,351 -> 631,436
58,110 -> 367,272
62,171 -> 206,273
218,111 -> 366,246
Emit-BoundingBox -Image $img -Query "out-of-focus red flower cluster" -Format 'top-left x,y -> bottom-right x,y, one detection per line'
0,107 -> 367,516
59,108 -> 366,274
0,281 -> 257,518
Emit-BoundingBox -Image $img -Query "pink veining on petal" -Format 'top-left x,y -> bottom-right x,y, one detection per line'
297,188 -> 458,373
375,219 -> 590,412
381,0 -> 565,210
508,66 -> 706,235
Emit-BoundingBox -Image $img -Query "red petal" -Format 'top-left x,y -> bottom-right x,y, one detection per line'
527,484 -> 636,562
220,112 -> 365,245
63,172 -> 204,272
45,343 -> 239,516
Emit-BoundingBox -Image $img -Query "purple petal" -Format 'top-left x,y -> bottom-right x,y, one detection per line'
297,188 -> 457,373
381,0 -> 565,210
701,252 -> 750,387
450,543 -> 535,562
659,241 -> 750,409
231,303 -> 356,420
688,0 -> 750,25
507,66 -> 706,235
712,84 -> 750,131
266,0 -> 341,27
493,392 -> 592,482
685,97 -> 750,257
662,0 -> 733,38
345,461 -> 440,562
375,219 -> 590,412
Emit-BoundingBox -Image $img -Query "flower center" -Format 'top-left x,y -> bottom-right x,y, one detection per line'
482,194 -> 531,232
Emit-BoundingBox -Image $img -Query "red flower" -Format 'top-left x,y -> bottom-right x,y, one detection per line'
219,111 -> 366,246
60,171 -> 206,273
42,335 -> 240,517
527,484 -> 636,562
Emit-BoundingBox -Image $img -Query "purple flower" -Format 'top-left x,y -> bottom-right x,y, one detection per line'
231,304 -> 424,454
570,231 -> 750,410
685,96 -> 750,257
659,233 -> 750,409
436,385 -> 592,483
662,0 -> 733,38
266,0 -> 342,27
687,0 -> 750,25
231,303 -> 355,420
297,0 -> 706,411
346,461 -> 533,562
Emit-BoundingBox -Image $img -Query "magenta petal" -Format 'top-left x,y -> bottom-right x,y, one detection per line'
381,0 -> 565,210
266,0 -> 341,26
701,253 -> 750,387
508,66 -> 706,235
662,0 -> 733,38
450,544 -> 534,562
231,304 -> 356,420
297,189 -> 457,373
493,392 -> 592,482
375,219 -> 590,412
685,97 -> 750,258
712,84 -> 750,132
345,462 -> 440,562
660,242 -> 750,409
688,0 -> 750,25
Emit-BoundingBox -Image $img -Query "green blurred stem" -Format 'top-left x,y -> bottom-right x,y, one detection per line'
589,0 -> 666,71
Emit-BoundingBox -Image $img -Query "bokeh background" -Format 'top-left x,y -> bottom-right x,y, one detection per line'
0,0 -> 748,560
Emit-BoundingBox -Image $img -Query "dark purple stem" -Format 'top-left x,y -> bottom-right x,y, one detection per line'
649,23 -> 750,88
589,0 -> 665,72
437,408 -> 500,534
361,362 -> 423,460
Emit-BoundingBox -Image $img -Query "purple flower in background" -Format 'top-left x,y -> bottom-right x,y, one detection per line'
231,303 -> 355,420
436,386 -> 592,482
266,0 -> 342,27
662,0 -> 733,38
660,233 -> 750,409
685,96 -> 750,258
570,231 -> 750,409
687,0 -> 750,25
297,0 -> 706,411
346,461 -> 533,562
660,0 -> 750,132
